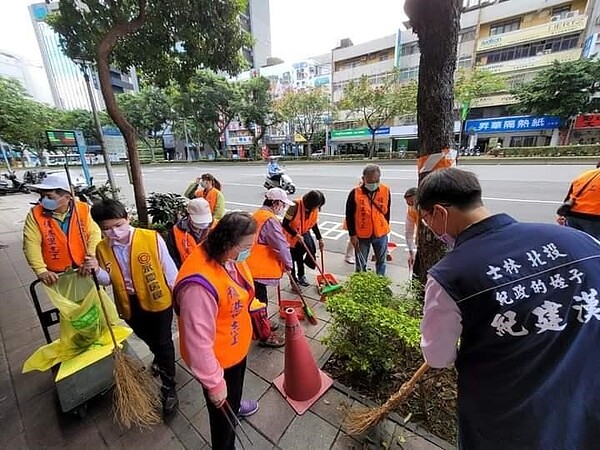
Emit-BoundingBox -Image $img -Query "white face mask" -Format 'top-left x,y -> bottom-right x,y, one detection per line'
191,221 -> 210,230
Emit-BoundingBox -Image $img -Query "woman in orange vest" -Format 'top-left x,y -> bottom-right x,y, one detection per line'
558,164 -> 600,239
174,212 -> 260,449
195,173 -> 225,221
23,172 -> 101,285
246,188 -> 294,348
165,198 -> 213,268
404,187 -> 418,275
282,190 -> 326,287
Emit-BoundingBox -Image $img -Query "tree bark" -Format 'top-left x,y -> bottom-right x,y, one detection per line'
96,1 -> 149,225
405,0 -> 461,286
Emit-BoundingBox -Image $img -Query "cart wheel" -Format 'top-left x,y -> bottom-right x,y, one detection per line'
74,403 -> 88,419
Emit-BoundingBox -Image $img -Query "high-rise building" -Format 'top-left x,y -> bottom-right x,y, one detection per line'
331,0 -> 597,153
240,0 -> 272,69
28,1 -> 138,111
0,49 -> 53,104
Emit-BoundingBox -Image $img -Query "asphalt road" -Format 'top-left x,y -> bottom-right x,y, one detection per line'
82,161 -> 588,255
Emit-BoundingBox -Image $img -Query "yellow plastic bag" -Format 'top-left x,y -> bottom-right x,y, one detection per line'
23,272 -> 121,374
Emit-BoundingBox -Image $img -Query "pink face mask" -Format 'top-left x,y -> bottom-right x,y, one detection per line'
104,223 -> 130,242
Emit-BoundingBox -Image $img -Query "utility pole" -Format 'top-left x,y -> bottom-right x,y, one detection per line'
81,63 -> 119,199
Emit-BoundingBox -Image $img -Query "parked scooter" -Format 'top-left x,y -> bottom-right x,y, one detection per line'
264,170 -> 296,195
0,171 -> 30,195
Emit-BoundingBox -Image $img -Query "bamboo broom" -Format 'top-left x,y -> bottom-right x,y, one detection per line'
64,166 -> 161,428
345,362 -> 430,435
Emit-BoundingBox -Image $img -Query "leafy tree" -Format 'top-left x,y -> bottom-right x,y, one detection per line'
339,74 -> 417,158
174,70 -> 243,157
405,0 -> 461,285
455,68 -> 506,120
0,77 -> 62,155
275,88 -> 330,155
56,108 -> 113,143
49,0 -> 250,225
239,76 -> 279,158
511,59 -> 600,125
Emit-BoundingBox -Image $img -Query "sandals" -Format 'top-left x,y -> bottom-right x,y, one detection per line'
259,332 -> 285,348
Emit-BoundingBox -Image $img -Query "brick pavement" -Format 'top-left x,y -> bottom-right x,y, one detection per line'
0,194 -> 452,449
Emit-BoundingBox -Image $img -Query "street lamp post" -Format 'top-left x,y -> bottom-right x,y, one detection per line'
78,61 -> 119,199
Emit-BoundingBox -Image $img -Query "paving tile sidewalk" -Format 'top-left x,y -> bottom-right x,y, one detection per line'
0,195 -> 452,449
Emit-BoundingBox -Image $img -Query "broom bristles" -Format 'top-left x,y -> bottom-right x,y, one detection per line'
112,350 -> 162,429
345,362 -> 430,435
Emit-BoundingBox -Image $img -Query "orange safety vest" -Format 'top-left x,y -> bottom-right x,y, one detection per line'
195,187 -> 219,214
31,201 -> 91,273
246,208 -> 285,280
353,184 -> 391,239
96,228 -> 172,320
284,198 -> 319,246
172,226 -> 204,264
175,245 -> 254,369
569,169 -> 600,216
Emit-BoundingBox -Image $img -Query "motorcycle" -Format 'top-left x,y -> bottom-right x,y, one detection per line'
0,171 -> 30,195
264,170 -> 296,195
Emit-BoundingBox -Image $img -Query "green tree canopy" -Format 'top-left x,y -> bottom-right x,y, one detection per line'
49,0 -> 251,224
239,76 -> 278,156
275,88 -> 330,154
339,74 -> 417,158
454,68 -> 507,120
56,108 -> 113,143
511,59 -> 600,123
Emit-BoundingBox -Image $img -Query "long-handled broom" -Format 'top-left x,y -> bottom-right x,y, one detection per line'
64,166 -> 161,428
286,271 -> 318,326
298,238 -> 342,296
345,362 -> 430,435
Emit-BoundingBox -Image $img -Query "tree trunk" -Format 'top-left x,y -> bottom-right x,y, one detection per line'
406,0 -> 461,286
95,4 -> 148,225
369,132 -> 376,159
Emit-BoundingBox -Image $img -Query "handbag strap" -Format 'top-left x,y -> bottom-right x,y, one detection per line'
571,169 -> 600,201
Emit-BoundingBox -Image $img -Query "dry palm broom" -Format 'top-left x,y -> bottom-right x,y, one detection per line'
64,166 -> 161,428
345,362 -> 430,435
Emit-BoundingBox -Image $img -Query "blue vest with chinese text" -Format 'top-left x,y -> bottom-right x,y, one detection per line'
429,214 -> 600,450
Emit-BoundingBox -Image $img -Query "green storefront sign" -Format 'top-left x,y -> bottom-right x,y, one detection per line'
331,128 -> 370,139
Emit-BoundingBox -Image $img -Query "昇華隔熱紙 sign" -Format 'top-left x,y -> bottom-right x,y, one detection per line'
464,116 -> 561,134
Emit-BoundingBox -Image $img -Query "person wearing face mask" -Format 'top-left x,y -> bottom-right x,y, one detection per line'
345,164 -> 391,276
282,190 -> 326,287
84,199 -> 180,416
404,187 -> 418,273
194,173 -> 225,221
418,168 -> 600,448
174,212 -> 260,449
246,188 -> 295,348
165,198 -> 214,268
23,172 -> 102,285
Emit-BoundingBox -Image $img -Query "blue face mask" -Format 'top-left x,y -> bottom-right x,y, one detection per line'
41,197 -> 59,211
236,248 -> 251,262
365,182 -> 379,192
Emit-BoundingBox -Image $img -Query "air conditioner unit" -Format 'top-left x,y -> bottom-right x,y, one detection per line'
565,11 -> 578,19
550,15 -> 561,22
360,55 -> 367,61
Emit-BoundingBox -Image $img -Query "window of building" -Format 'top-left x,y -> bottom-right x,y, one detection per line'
399,66 -> 419,81
489,18 -> 521,36
458,56 -> 473,69
551,4 -> 571,17
379,53 -> 389,62
401,42 -> 419,56
460,29 -> 477,42
485,33 -> 580,63
510,136 -> 537,147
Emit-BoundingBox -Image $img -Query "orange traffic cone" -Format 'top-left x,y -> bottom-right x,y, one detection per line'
273,307 -> 333,415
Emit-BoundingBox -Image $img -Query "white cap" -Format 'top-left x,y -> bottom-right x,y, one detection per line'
187,198 -> 213,224
265,187 -> 294,205
28,172 -> 71,192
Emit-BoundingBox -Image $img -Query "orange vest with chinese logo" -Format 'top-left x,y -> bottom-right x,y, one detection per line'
96,228 -> 172,320
283,198 -> 319,246
173,226 -> 204,264
246,208 -> 285,280
353,184 -> 391,239
568,169 -> 600,217
31,201 -> 90,273
175,245 -> 254,369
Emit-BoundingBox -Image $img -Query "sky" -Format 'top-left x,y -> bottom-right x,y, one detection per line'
270,0 -> 408,61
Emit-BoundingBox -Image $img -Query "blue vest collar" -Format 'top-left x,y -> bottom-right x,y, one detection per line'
455,213 -> 516,248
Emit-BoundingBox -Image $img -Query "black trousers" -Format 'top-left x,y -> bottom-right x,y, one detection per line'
254,281 -> 268,306
125,295 -> 176,390
202,358 -> 247,450
291,242 -> 306,278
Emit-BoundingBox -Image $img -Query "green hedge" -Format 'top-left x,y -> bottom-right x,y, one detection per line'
490,145 -> 600,158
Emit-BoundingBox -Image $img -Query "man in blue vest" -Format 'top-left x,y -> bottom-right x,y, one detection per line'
418,168 -> 600,449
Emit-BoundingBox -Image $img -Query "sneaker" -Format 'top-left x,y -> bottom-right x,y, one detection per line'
345,256 -> 355,264
161,388 -> 179,415
298,276 -> 310,287
238,400 -> 259,418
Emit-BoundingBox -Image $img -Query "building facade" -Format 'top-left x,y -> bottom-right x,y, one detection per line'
29,2 -> 138,111
331,0 -> 598,152
240,0 -> 272,69
0,50 -> 54,104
